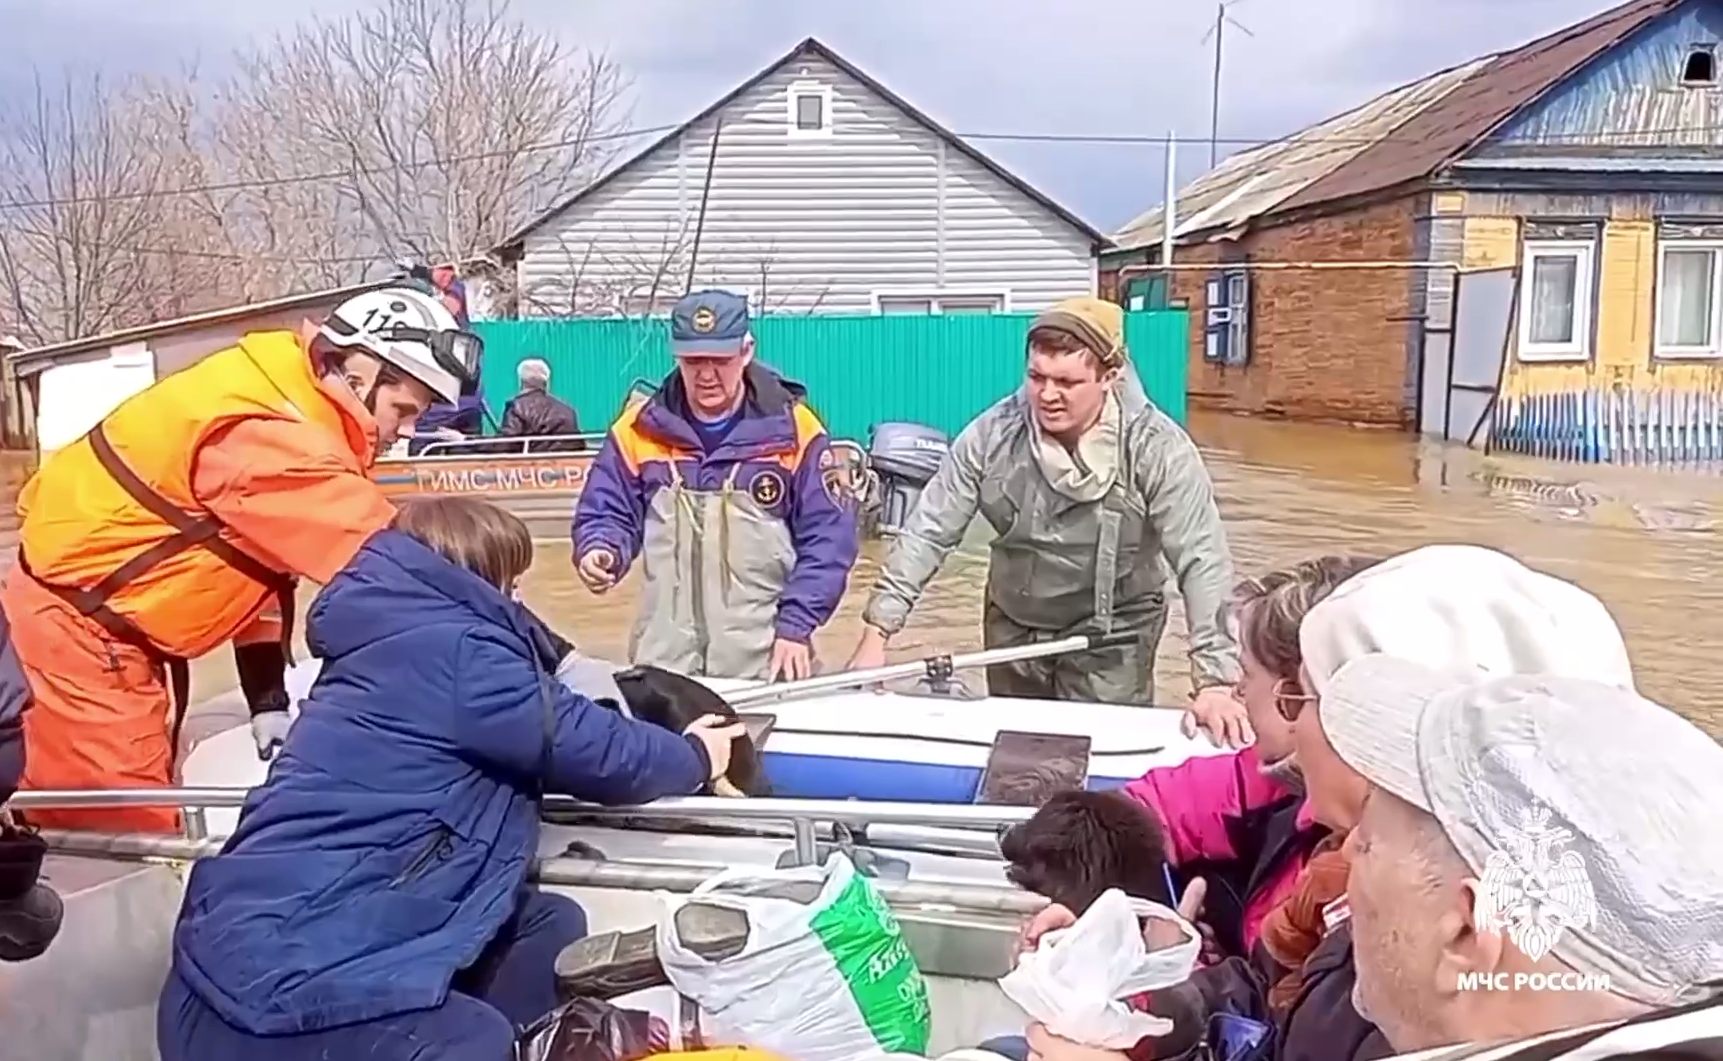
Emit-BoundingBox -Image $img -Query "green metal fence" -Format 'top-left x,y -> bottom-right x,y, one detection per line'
474,310 -> 1189,442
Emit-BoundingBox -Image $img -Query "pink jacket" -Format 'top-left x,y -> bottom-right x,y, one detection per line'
1121,747 -> 1318,952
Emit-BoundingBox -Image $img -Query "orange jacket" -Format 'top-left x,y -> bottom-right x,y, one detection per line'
16,330 -> 395,659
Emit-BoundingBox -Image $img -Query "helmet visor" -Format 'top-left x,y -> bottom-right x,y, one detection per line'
382,325 -> 483,389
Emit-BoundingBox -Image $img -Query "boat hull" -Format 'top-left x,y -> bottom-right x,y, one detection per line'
13,660 -> 1214,1060
0,850 -> 1032,1061
179,659 -> 1215,842
372,451 -> 595,538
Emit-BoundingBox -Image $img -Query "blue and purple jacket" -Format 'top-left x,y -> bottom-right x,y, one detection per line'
572,364 -> 859,643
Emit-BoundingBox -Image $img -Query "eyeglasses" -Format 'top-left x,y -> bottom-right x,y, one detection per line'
1272,678 -> 1316,722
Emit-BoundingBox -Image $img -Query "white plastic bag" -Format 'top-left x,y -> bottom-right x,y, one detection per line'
657,854 -> 932,1061
997,888 -> 1202,1049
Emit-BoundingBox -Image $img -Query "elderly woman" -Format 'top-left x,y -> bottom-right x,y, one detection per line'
1324,657 -> 1723,1058
1024,544 -> 1638,1061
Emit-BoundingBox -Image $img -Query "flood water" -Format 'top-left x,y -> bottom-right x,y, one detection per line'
8,409 -> 1722,735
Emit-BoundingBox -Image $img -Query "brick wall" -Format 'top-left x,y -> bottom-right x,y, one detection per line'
1105,196 -> 1420,425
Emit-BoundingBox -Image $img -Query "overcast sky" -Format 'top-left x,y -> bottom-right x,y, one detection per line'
4,0 -> 1624,233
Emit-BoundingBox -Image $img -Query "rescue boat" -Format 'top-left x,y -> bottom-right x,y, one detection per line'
368,414 -> 951,541
371,433 -> 606,536
1,643 -> 1219,1059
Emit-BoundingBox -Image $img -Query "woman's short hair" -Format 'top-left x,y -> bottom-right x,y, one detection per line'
391,496 -> 533,590
1234,555 -> 1381,681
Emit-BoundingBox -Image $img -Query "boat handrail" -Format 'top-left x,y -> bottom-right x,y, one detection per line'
34,828 -> 1050,915
408,433 -> 605,459
7,789 -> 1036,864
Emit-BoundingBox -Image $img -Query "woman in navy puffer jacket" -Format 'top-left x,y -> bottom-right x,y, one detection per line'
158,497 -> 742,1061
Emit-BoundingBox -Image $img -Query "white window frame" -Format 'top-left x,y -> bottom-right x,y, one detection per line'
1516,240 -> 1595,362
618,286 -> 672,318
786,81 -> 833,139
1654,239 -> 1723,359
870,288 -> 1012,314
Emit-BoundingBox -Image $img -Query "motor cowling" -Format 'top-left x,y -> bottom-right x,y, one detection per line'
866,422 -> 951,536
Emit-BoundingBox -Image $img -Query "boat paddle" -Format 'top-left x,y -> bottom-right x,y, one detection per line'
723,630 -> 1140,709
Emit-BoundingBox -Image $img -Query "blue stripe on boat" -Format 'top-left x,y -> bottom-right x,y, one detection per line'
759,750 -> 1133,803
374,473 -> 417,486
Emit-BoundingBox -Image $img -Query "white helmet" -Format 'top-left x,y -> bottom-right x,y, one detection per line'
318,286 -> 480,404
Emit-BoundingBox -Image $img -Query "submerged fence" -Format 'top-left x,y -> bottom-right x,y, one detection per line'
473,310 -> 1190,443
1490,387 -> 1723,468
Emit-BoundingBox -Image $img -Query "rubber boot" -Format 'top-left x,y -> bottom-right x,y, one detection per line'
0,824 -> 63,962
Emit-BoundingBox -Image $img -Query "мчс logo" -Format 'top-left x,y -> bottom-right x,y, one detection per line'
1473,805 -> 1597,961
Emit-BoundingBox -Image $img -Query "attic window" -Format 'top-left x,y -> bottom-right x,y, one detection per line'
1682,45 -> 1717,85
787,81 -> 832,137
795,94 -> 823,128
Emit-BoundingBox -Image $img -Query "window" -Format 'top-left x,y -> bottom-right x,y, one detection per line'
795,94 -> 823,129
619,288 -> 669,318
1516,241 -> 1594,361
1683,45 -> 1717,85
786,81 -> 832,138
1202,269 -> 1250,366
935,295 -> 1004,314
873,291 -> 1006,314
1657,241 -> 1723,357
877,296 -> 934,314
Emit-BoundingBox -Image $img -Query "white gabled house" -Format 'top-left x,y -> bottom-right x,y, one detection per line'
497,37 -> 1107,317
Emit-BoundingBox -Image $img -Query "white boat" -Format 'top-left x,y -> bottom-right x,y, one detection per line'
0,649 -> 1220,1061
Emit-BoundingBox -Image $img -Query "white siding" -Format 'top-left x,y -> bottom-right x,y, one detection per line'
515,53 -> 1096,317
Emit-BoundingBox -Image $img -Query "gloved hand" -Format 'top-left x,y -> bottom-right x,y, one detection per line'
251,710 -> 292,760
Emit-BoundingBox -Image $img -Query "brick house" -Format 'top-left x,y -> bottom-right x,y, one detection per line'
1100,0 -> 1723,453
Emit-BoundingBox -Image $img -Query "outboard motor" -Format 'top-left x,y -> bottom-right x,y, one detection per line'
867,422 -> 951,536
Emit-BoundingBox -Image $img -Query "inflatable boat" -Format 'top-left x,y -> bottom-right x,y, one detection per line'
2,643 -> 1219,1059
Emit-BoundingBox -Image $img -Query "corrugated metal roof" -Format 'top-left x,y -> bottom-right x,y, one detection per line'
1112,0 -> 1689,248
6,277 -> 392,368
1284,0 -> 1686,210
1111,59 -> 1490,251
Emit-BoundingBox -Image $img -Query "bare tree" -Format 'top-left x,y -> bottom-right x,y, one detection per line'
519,218 -> 695,318
210,0 -> 631,275
0,73 -> 181,344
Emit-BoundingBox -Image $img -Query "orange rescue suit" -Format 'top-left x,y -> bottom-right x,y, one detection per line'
3,330 -> 396,833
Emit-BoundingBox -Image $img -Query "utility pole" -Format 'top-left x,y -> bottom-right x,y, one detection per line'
1202,1 -> 1253,167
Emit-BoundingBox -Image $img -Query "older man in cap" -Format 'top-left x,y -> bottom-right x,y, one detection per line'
848,296 -> 1240,709
573,289 -> 858,681
1321,655 -> 1723,1059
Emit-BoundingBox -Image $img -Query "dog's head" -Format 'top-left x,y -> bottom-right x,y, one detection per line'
608,665 -> 770,797
999,790 -> 1172,914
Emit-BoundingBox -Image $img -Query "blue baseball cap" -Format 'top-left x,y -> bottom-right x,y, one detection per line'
670,289 -> 751,357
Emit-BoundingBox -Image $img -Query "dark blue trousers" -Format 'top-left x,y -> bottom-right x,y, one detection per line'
159,889 -> 588,1061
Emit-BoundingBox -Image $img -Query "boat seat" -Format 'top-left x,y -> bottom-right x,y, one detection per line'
975,730 -> 1092,805
774,842 -> 911,879
555,878 -> 821,1001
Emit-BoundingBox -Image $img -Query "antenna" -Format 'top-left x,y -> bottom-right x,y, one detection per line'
1200,0 -> 1254,167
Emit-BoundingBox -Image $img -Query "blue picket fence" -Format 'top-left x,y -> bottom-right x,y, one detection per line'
1490,387 -> 1723,467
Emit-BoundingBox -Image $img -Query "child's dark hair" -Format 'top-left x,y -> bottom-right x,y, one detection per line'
1000,790 -> 1173,913
391,496 -> 534,591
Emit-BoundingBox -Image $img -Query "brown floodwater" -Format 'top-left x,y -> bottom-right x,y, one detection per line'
7,408 -> 1722,735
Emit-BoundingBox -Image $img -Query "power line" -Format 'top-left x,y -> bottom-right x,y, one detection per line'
6,117 -> 1723,212
0,122 -> 683,211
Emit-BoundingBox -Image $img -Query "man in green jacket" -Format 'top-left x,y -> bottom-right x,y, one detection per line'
847,297 -> 1242,711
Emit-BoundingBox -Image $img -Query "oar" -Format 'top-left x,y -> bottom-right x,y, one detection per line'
724,630 -> 1138,708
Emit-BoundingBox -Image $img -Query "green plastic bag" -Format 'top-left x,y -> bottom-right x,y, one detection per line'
657,854 -> 933,1060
